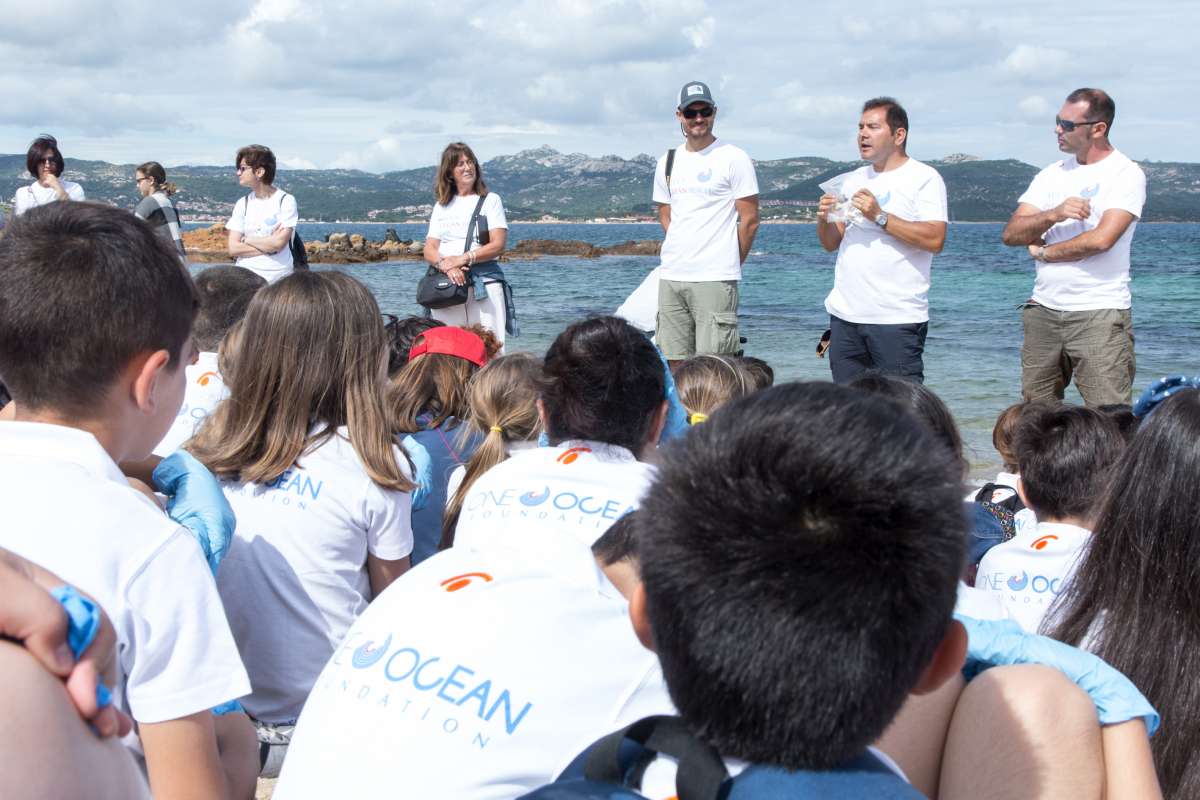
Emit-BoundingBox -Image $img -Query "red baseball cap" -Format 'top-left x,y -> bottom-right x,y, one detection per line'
408,326 -> 488,367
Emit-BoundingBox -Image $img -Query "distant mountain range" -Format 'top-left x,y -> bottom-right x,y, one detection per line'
3,146 -> 1198,223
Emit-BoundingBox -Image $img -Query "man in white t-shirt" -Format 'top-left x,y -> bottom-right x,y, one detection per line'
653,81 -> 760,364
1002,88 -> 1146,406
273,515 -> 672,799
227,144 -> 300,283
817,97 -> 948,384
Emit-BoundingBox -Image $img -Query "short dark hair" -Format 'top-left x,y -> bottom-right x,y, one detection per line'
384,315 -> 445,376
26,135 -> 64,178
1097,403 -> 1139,443
591,511 -> 639,566
541,316 -> 665,454
0,203 -> 198,415
191,266 -> 267,352
1015,404 -> 1125,521
236,144 -> 277,184
1066,87 -> 1115,132
862,97 -> 909,142
638,382 -> 966,769
849,373 -> 967,478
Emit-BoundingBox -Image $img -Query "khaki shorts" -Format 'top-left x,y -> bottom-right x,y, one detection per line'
1021,304 -> 1135,406
656,279 -> 740,360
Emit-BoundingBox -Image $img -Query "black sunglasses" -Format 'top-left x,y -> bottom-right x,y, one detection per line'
681,106 -> 714,119
1055,116 -> 1102,132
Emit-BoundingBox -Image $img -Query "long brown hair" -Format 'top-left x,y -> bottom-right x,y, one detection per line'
441,354 -> 543,547
389,351 -> 478,433
188,270 -> 414,492
136,161 -> 179,196
433,142 -> 487,206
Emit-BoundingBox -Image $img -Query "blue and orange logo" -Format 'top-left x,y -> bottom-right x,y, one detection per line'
1031,535 -> 1058,551
351,634 -> 392,668
556,447 -> 591,465
197,371 -> 218,386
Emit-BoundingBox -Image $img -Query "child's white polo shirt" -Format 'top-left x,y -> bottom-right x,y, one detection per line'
273,541 -> 672,799
0,421 -> 250,724
974,521 -> 1091,633
153,351 -> 227,456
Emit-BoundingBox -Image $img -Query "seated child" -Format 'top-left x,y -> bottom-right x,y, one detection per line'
672,354 -> 755,425
733,354 -> 774,389
153,265 -> 266,456
383,314 -> 444,376
975,404 -> 1125,633
0,202 -> 254,799
187,270 -> 416,777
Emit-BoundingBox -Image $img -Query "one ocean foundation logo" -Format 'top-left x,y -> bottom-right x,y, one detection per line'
696,168 -> 713,183
1080,183 -> 1100,199
875,191 -> 891,208
327,631 -> 535,752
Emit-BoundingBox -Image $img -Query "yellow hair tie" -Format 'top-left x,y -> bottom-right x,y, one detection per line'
689,413 -> 708,425
490,425 -> 503,433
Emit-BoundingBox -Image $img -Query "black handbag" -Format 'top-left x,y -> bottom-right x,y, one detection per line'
416,194 -> 487,309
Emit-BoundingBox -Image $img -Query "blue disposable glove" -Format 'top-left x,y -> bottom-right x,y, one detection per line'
401,435 -> 433,510
957,614 -> 1159,735
50,585 -> 113,710
1132,374 -> 1200,418
211,699 -> 244,716
152,451 -> 235,576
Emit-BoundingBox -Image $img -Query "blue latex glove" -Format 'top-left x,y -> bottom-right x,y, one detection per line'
50,585 -> 113,709
212,699 -> 244,716
655,345 -> 689,443
957,614 -> 1159,735
401,435 -> 433,511
1133,374 -> 1200,418
152,451 -> 235,576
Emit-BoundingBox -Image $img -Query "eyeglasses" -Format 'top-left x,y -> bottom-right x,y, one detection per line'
1055,116 -> 1102,132
39,156 -> 57,164
135,176 -> 152,184
236,165 -> 253,174
681,106 -> 714,119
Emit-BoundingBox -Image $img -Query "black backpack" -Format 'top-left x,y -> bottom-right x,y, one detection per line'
244,190 -> 308,270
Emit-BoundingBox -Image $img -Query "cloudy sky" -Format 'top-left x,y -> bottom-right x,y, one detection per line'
0,0 -> 1193,172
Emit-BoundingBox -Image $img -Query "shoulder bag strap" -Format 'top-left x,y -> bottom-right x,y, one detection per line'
463,193 -> 488,254
665,148 -> 676,195
583,715 -> 729,800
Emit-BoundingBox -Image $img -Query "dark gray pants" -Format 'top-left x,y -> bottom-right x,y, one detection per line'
828,315 -> 928,384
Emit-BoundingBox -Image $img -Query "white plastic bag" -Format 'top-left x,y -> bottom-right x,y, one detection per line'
818,172 -> 864,226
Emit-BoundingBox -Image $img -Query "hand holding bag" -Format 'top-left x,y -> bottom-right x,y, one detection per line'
416,194 -> 487,309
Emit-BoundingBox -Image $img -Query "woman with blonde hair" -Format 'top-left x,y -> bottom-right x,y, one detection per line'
441,353 -> 543,548
422,142 -> 516,347
188,270 -> 415,776
133,161 -> 186,258
673,354 -> 756,425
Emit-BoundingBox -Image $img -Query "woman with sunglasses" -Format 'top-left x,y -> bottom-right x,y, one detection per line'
132,161 -> 186,259
12,135 -> 85,217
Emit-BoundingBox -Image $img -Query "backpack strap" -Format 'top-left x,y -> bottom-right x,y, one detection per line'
463,193 -> 488,255
665,149 -> 676,195
583,715 -> 728,800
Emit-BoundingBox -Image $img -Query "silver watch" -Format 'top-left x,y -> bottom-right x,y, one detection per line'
875,211 -> 889,228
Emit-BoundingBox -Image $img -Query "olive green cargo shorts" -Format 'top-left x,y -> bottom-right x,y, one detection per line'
657,279 -> 740,360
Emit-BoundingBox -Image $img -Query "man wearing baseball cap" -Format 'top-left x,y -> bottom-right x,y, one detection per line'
652,81 -> 759,365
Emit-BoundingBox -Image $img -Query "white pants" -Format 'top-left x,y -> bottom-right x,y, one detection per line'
430,281 -> 507,351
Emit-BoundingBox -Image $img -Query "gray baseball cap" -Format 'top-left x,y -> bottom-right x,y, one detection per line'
678,81 -> 715,109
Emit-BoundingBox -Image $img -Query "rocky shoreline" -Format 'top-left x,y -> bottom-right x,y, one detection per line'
181,224 -> 663,264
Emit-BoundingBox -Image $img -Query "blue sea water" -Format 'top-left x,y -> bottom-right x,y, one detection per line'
188,221 -> 1200,477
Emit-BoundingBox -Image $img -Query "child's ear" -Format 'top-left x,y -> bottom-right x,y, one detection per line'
911,619 -> 967,696
628,583 -> 656,653
1015,477 -> 1030,509
130,349 -> 172,415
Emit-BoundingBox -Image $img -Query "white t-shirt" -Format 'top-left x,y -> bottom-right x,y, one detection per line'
13,179 -> 86,215
824,159 -> 948,324
227,189 -> 299,283
216,429 -> 414,722
653,141 -> 759,282
0,422 -> 250,726
974,521 -> 1091,633
445,441 -> 541,506
153,352 -> 227,456
273,542 -> 672,800
428,193 -> 508,258
452,440 -> 657,555
1019,150 -> 1145,311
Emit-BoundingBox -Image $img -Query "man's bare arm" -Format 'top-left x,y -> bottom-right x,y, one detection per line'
1002,199 -> 1091,246
735,195 -> 760,264
657,203 -> 671,235
1031,209 -> 1136,262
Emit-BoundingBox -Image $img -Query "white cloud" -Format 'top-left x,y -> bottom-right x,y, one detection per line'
1002,45 -> 1070,78
682,16 -> 715,48
1018,95 -> 1052,118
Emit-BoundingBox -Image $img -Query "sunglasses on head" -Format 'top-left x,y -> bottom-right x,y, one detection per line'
681,106 -> 714,119
1055,116 -> 1101,132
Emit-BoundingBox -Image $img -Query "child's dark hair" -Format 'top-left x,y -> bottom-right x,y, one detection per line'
849,372 -> 968,478
0,202 -> 198,415
1015,404 -> 1124,522
1097,403 -> 1139,443
591,512 -> 640,567
734,356 -> 774,390
541,316 -> 665,454
637,382 -> 966,769
384,315 -> 445,376
192,266 -> 267,352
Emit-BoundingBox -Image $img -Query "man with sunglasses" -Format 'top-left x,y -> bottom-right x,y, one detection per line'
652,81 -> 759,364
1002,88 -> 1145,406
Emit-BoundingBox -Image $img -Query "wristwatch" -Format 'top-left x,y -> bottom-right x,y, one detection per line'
875,211 -> 889,229
1036,246 -> 1047,261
